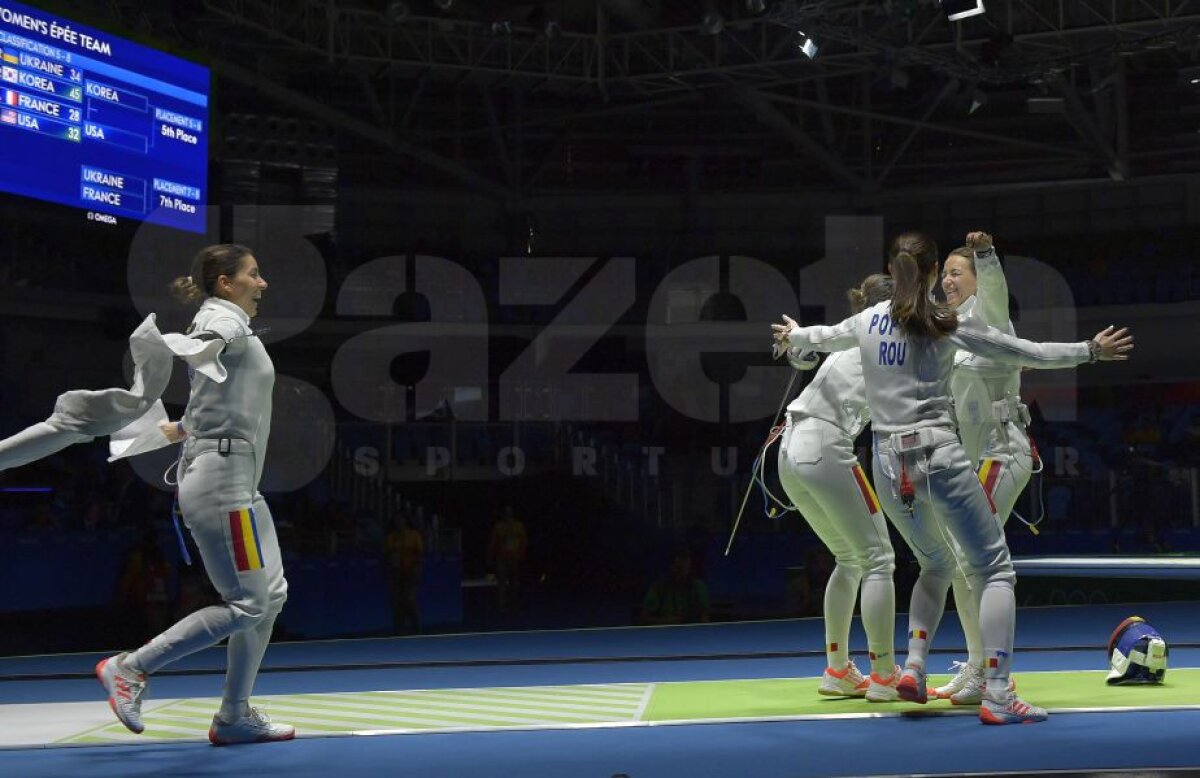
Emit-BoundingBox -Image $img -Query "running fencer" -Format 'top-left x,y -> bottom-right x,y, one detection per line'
772,230 -> 1133,725
96,244 -> 295,746
777,274 -> 899,702
933,231 -> 1039,705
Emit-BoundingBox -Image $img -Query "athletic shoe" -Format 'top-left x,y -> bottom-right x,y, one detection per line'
932,660 -> 979,700
979,692 -> 1047,725
818,661 -> 869,697
951,670 -> 1017,706
865,666 -> 900,702
95,653 -> 147,734
209,707 -> 296,746
896,664 -> 928,704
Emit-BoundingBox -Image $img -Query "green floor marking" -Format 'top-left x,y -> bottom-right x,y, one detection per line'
57,699 -> 204,744
57,684 -> 652,743
54,671 -> 1200,745
642,668 -> 1200,721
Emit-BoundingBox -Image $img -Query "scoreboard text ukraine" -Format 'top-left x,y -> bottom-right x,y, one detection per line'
0,2 -> 209,233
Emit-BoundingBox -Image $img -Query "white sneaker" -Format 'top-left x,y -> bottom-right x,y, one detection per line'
209,707 -> 296,746
979,692 -> 1047,725
954,673 -> 1017,706
896,664 -> 928,704
932,660 -> 980,700
865,666 -> 900,702
95,653 -> 147,734
818,661 -> 869,697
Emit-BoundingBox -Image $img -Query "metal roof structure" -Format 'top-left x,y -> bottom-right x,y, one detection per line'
69,1 -> 1200,199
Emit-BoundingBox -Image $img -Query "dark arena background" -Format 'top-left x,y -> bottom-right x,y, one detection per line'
1,0 -> 1199,775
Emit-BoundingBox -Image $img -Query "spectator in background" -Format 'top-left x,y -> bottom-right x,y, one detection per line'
488,505 -> 527,612
640,548 -> 710,625
385,512 -> 423,634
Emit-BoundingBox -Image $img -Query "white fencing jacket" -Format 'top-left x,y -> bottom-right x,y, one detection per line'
949,248 -> 1028,463
785,299 -> 1090,435
181,297 -> 275,488
0,313 -> 227,472
785,349 -> 869,439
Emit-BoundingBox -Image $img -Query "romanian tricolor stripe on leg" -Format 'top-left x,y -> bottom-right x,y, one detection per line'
851,465 -> 881,515
228,508 -> 264,572
977,459 -> 1001,513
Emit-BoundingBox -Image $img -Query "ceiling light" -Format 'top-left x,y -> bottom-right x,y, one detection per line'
940,0 -> 985,22
797,30 -> 818,59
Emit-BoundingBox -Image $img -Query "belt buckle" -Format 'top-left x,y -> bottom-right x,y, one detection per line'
217,438 -> 231,456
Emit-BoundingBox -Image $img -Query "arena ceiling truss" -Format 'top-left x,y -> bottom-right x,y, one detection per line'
70,0 -> 1200,200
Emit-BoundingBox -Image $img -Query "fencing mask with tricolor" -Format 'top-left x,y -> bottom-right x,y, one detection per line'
1106,616 -> 1168,685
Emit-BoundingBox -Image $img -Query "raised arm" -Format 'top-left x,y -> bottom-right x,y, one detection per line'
772,312 -> 859,354
966,231 -> 1009,328
951,318 -> 1133,369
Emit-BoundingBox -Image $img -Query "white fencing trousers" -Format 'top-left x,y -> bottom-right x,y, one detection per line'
951,440 -> 1033,668
778,417 -> 896,676
130,439 -> 287,714
872,426 -> 1016,690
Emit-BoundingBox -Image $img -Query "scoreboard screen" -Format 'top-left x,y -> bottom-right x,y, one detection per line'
0,1 -> 209,233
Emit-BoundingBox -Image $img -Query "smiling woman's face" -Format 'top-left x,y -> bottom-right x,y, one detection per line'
941,254 -> 976,307
219,254 -> 268,317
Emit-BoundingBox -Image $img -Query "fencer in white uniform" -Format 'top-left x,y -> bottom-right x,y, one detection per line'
773,230 -> 1132,725
934,232 -> 1038,704
778,274 -> 899,702
96,244 -> 295,746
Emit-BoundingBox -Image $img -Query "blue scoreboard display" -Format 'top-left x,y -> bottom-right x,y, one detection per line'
0,2 -> 209,233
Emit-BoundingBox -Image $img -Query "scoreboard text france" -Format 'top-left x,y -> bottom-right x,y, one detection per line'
0,1 -> 209,233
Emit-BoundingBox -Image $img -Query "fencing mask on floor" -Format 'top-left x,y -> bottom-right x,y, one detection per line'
1106,616 -> 1168,685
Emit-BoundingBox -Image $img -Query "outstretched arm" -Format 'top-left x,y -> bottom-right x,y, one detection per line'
771,312 -> 859,354
952,319 -> 1133,369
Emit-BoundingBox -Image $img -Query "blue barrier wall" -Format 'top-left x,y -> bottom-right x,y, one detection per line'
0,530 -> 138,611
0,531 -> 463,638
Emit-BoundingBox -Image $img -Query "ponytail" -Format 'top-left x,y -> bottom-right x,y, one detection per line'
169,275 -> 205,305
847,286 -> 867,313
888,232 -> 956,339
846,273 -> 893,314
166,244 -> 252,307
